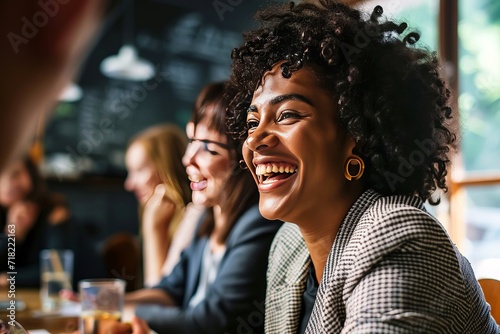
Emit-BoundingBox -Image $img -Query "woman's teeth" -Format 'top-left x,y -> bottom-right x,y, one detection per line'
255,163 -> 298,184
255,163 -> 297,176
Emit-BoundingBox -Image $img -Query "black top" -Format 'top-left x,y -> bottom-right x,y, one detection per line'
297,263 -> 319,334
0,206 -> 70,287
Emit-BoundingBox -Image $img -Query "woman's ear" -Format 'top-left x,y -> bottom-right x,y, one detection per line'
342,135 -> 366,182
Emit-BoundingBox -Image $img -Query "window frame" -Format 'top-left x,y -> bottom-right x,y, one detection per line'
440,0 -> 500,249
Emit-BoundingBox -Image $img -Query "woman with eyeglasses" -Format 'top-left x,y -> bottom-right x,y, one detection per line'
123,82 -> 283,334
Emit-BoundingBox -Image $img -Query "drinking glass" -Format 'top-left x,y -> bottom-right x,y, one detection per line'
40,249 -> 73,312
79,279 -> 125,334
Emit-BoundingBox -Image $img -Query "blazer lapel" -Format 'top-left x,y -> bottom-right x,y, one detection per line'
266,223 -> 310,334
306,190 -> 381,333
183,237 -> 208,307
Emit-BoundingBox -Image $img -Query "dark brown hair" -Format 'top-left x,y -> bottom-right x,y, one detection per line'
192,82 -> 259,241
0,157 -> 67,224
227,0 -> 456,204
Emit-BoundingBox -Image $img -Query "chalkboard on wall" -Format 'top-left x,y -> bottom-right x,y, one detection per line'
43,0 -> 284,178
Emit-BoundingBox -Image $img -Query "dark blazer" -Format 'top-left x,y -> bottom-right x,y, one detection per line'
266,189 -> 500,334
135,204 -> 282,334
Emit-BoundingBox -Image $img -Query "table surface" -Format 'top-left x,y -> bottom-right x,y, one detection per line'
0,288 -> 79,333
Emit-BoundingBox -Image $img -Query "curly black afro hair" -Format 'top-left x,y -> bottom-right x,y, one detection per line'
226,0 -> 456,203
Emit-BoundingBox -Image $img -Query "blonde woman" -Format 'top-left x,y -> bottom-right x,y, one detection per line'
124,124 -> 192,286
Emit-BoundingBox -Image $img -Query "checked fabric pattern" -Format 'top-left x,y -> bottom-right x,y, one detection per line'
265,189 -> 500,334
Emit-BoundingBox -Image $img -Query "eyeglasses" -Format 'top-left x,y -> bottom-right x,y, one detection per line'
188,138 -> 231,150
186,138 -> 232,156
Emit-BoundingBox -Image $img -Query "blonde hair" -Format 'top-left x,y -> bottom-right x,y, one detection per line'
128,124 -> 191,238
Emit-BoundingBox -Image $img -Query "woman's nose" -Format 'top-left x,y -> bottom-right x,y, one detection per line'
245,126 -> 279,152
182,145 -> 195,167
124,176 -> 133,191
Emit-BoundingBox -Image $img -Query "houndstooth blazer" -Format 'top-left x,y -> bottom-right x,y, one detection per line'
265,189 -> 500,333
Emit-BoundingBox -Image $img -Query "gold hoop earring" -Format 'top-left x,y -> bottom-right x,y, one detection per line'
344,155 -> 365,181
239,159 -> 248,170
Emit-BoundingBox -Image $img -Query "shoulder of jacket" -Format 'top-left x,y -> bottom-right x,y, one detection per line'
268,222 -> 309,287
364,196 -> 439,229
356,196 -> 451,252
228,205 -> 283,243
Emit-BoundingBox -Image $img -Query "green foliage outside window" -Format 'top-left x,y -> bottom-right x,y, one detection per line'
459,0 -> 500,176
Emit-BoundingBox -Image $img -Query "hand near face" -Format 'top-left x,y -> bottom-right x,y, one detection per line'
142,184 -> 176,228
140,183 -> 177,286
5,201 -> 39,242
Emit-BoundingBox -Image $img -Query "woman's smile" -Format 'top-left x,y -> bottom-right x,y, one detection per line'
188,175 -> 208,191
255,162 -> 298,184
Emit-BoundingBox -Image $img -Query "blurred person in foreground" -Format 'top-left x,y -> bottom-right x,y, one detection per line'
0,0 -> 103,172
0,2 -> 149,332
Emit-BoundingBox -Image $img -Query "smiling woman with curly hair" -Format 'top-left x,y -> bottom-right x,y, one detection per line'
226,1 -> 499,333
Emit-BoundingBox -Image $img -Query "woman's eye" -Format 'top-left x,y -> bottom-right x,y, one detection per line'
207,149 -> 219,156
246,120 -> 259,130
202,142 -> 220,156
277,111 -> 300,122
